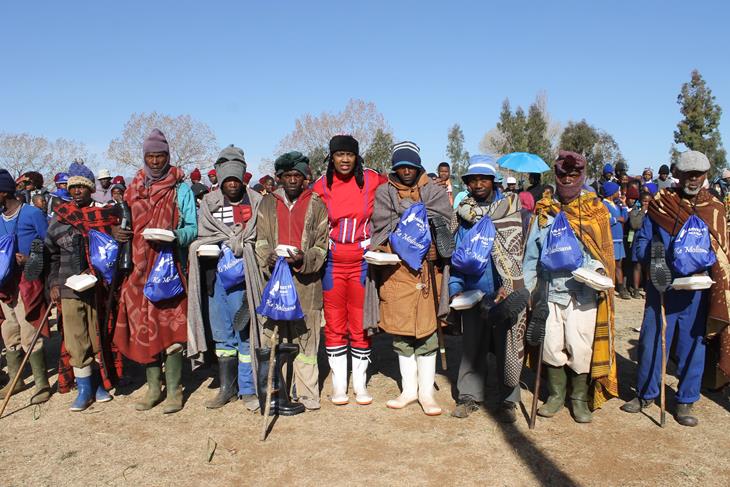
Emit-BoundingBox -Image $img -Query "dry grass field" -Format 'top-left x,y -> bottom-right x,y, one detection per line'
1,297 -> 729,486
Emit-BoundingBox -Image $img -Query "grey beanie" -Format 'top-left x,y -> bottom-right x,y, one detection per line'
214,144 -> 247,184
675,150 -> 710,173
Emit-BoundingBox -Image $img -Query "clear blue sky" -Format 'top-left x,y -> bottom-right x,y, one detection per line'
1,1 -> 728,177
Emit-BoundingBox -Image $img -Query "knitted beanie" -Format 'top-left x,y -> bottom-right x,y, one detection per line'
391,141 -> 422,169
143,128 -> 169,155
67,162 -> 96,191
0,169 -> 16,193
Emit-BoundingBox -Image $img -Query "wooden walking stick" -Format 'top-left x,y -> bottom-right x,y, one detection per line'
426,260 -> 447,370
649,238 -> 671,428
259,323 -> 279,441
659,293 -> 668,428
1,304 -> 54,419
529,346 -> 543,430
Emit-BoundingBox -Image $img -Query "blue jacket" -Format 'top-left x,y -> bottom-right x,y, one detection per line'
0,203 -> 48,255
602,199 -> 628,245
172,183 -> 198,267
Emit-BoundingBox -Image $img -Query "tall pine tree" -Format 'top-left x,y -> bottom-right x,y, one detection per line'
364,128 -> 394,174
526,103 -> 552,165
447,123 -> 469,192
674,69 -> 726,173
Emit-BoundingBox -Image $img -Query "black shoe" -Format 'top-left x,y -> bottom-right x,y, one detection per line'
256,345 -> 304,416
488,288 -> 530,326
496,401 -> 517,423
204,356 -> 238,409
649,240 -> 672,293
451,398 -> 480,418
675,403 -> 698,427
617,284 -> 631,300
620,397 -> 652,413
24,238 -> 45,281
275,344 -> 305,416
526,298 -> 549,346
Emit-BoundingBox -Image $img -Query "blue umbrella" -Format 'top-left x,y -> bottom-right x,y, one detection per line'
497,152 -> 550,173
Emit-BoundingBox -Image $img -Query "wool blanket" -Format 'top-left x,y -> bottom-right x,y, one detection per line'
457,192 -> 526,389
364,176 -> 452,335
186,187 -> 264,369
648,188 -> 730,386
535,191 -> 618,409
114,167 -> 187,364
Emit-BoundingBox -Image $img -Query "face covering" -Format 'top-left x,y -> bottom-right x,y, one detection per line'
554,151 -> 587,203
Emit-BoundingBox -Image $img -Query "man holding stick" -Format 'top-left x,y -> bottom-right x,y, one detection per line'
622,150 -> 730,426
367,141 -> 452,416
0,169 -> 50,404
255,151 -> 329,411
524,151 -> 618,423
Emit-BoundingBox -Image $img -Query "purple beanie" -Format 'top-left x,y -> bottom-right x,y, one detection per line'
143,129 -> 170,155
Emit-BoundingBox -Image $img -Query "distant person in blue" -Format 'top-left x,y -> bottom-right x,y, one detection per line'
0,168 -> 51,404
601,181 -> 630,299
621,150 -> 729,427
449,157 -> 527,423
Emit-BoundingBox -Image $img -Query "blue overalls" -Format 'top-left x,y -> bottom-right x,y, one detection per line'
633,215 -> 708,404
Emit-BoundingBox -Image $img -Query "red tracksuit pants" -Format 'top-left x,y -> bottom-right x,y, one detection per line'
323,247 -> 371,359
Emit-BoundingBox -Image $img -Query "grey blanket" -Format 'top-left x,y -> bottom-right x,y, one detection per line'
186,188 -> 264,369
364,179 -> 453,335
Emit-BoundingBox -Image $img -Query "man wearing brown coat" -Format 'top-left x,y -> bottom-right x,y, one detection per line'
255,152 -> 329,410
368,141 -> 452,416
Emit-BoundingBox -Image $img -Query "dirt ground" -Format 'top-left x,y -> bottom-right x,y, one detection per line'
1,297 -> 729,487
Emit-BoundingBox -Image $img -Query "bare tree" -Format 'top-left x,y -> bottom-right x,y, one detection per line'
107,112 -> 219,173
0,133 -> 94,179
276,99 -> 391,175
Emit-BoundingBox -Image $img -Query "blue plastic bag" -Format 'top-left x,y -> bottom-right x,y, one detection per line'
389,203 -> 432,271
256,257 -> 305,321
540,212 -> 584,273
217,244 -> 246,290
89,229 -> 119,285
672,214 -> 716,276
451,215 -> 496,276
144,246 -> 184,303
0,234 -> 15,286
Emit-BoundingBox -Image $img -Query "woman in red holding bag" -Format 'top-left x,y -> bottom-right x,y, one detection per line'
312,135 -> 386,405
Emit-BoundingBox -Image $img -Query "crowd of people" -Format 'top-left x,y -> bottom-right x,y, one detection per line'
0,129 -> 728,430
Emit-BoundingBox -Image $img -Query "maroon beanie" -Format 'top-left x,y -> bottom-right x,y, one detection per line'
143,128 -> 169,155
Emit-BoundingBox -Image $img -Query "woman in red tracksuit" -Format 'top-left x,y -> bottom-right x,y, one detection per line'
313,135 -> 386,406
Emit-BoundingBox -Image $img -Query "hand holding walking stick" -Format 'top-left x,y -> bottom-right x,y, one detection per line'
426,260 -> 447,370
259,323 -> 279,441
1,305 -> 54,419
649,239 -> 672,428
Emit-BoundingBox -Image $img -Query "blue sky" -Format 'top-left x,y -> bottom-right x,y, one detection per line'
1,1 -> 728,177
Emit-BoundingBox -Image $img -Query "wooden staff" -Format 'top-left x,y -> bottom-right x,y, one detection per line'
0,305 -> 54,419
659,293 -> 668,428
259,323 -> 279,441
529,346 -> 543,430
426,261 -> 447,370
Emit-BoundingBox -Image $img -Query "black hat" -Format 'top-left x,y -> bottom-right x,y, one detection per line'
659,164 -> 670,175
329,135 -> 359,155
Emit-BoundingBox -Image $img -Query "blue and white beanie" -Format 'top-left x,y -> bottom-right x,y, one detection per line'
461,154 -> 497,183
391,141 -> 422,170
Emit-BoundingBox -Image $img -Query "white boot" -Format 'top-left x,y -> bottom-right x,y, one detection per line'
386,354 -> 418,409
351,354 -> 372,405
327,353 -> 349,405
416,354 -> 442,416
